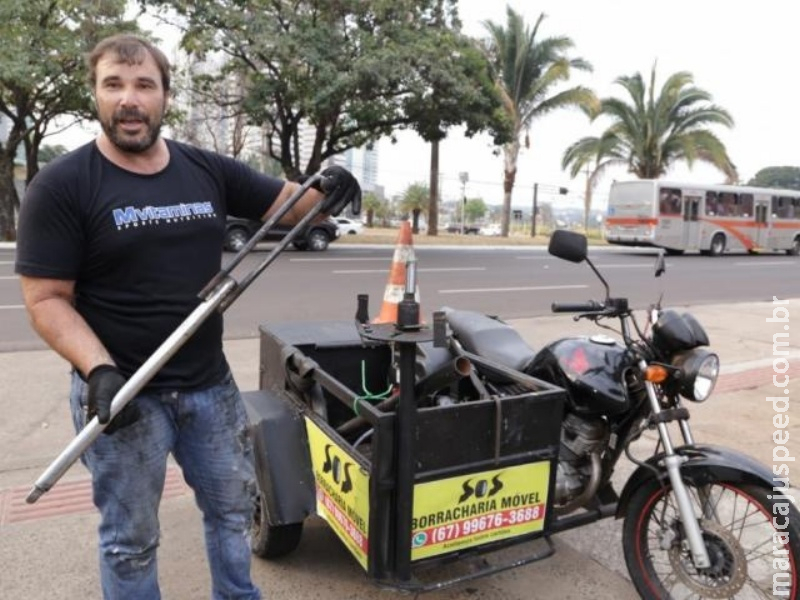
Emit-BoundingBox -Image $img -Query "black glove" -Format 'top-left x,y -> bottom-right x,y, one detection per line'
86,365 -> 140,435
316,166 -> 361,216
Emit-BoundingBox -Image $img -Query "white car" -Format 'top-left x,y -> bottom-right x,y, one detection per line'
479,223 -> 502,236
335,217 -> 364,235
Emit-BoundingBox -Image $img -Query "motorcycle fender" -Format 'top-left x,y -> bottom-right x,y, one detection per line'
615,444 -> 775,519
242,390 -> 316,525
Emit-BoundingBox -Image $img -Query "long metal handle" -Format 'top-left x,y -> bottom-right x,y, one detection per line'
26,280 -> 235,503
26,177 -> 324,503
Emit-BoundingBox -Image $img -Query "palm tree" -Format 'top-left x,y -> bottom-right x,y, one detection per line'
562,65 -> 738,229
561,132 -> 620,232
483,7 -> 596,236
360,192 -> 383,228
399,183 -> 429,233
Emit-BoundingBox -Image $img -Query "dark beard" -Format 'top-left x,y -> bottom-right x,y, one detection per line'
101,108 -> 162,154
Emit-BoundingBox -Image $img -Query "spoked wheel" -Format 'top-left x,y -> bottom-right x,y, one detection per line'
250,491 -> 303,559
623,480 -> 799,599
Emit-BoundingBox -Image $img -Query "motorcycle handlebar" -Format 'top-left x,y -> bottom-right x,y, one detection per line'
551,300 -> 605,313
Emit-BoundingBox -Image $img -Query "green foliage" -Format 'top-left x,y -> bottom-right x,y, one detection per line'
400,182 -> 429,214
37,144 -> 68,164
747,166 -> 800,190
563,65 -> 737,183
465,197 -> 487,222
400,181 -> 428,232
146,0 -> 506,181
361,191 -> 385,228
0,0 -> 136,240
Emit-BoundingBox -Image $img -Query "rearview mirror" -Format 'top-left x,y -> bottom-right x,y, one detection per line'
548,230 -> 587,263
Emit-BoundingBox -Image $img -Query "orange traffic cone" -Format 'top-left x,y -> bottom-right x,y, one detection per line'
373,221 -> 421,324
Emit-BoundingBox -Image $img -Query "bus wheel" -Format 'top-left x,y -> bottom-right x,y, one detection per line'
788,236 -> 800,256
709,233 -> 726,256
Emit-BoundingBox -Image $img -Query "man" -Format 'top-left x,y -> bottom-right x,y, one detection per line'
14,34 -> 360,599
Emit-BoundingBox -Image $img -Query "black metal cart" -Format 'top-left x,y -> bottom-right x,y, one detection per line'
244,294 -> 568,591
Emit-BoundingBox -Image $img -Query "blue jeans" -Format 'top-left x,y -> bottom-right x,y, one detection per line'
70,371 -> 261,600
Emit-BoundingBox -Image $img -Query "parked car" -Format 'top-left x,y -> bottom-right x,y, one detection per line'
445,223 -> 480,234
479,223 -> 502,236
223,217 -> 340,252
334,217 -> 364,235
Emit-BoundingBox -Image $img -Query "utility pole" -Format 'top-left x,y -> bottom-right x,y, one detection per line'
459,172 -> 469,234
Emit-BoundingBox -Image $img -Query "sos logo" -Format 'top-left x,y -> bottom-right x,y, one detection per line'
322,444 -> 354,494
458,474 -> 504,503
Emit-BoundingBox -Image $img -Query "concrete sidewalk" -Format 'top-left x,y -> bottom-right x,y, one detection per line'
0,299 -> 797,599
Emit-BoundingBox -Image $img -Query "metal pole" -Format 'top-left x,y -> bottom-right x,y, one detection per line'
26,279 -> 235,503
393,338 -> 417,581
531,183 -> 539,237
458,172 -> 468,235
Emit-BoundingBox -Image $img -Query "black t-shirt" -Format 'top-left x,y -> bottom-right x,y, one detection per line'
15,139 -> 284,391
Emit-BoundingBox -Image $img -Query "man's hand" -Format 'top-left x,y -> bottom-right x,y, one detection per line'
87,365 -> 139,435
317,166 -> 361,216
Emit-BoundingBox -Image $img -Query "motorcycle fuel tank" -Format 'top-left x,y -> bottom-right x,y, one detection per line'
528,336 -> 631,416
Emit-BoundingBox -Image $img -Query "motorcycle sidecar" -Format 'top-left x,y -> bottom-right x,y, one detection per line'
241,319 -> 566,592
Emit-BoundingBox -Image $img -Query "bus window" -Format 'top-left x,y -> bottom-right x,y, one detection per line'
739,193 -> 753,217
773,196 -> 796,219
718,192 -> 738,217
659,187 -> 681,215
705,191 -> 718,215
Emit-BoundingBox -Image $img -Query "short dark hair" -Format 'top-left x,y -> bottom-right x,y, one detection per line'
87,34 -> 171,92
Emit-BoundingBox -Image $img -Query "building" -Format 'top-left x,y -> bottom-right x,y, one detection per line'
326,145 -> 381,197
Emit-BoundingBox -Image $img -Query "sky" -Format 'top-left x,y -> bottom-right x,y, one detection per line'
53,1 -> 800,211
378,0 -> 800,209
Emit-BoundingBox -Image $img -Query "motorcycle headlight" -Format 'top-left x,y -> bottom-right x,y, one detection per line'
672,349 -> 719,402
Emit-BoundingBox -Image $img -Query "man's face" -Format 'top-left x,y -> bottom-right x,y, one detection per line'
94,52 -> 168,154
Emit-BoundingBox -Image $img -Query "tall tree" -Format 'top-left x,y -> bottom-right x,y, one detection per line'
399,182 -> 429,233
400,1 -> 509,237
748,166 -> 800,190
562,65 -> 738,215
149,0 -> 507,190
0,0 -> 135,240
482,7 -> 596,237
360,191 -> 384,228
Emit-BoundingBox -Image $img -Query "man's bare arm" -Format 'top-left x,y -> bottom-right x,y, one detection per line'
19,275 -> 114,377
262,182 -> 325,224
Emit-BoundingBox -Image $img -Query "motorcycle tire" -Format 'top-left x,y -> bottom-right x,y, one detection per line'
250,491 -> 303,559
622,478 -> 799,599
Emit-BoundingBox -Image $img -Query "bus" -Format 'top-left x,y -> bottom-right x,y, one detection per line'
604,180 -> 800,256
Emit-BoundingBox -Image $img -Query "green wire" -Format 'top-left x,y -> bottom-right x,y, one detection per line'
352,360 -> 394,416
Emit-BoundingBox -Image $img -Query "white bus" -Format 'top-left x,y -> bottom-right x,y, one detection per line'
604,180 -> 800,256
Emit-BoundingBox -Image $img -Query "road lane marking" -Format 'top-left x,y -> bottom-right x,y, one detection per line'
590,263 -> 656,268
733,261 -> 795,267
439,284 -> 589,294
289,257 -> 390,262
0,305 -> 25,310
333,267 -> 486,274
0,276 -> 19,280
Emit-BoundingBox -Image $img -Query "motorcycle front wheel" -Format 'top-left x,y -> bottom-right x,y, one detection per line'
623,479 -> 799,599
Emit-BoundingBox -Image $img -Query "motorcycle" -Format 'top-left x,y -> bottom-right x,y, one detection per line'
436,229 -> 799,599
201,223 -> 798,597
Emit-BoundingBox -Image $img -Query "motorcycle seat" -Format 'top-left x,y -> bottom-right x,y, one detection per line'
442,308 -> 536,373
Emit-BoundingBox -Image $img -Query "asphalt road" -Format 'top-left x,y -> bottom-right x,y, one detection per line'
2,243 -> 799,350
